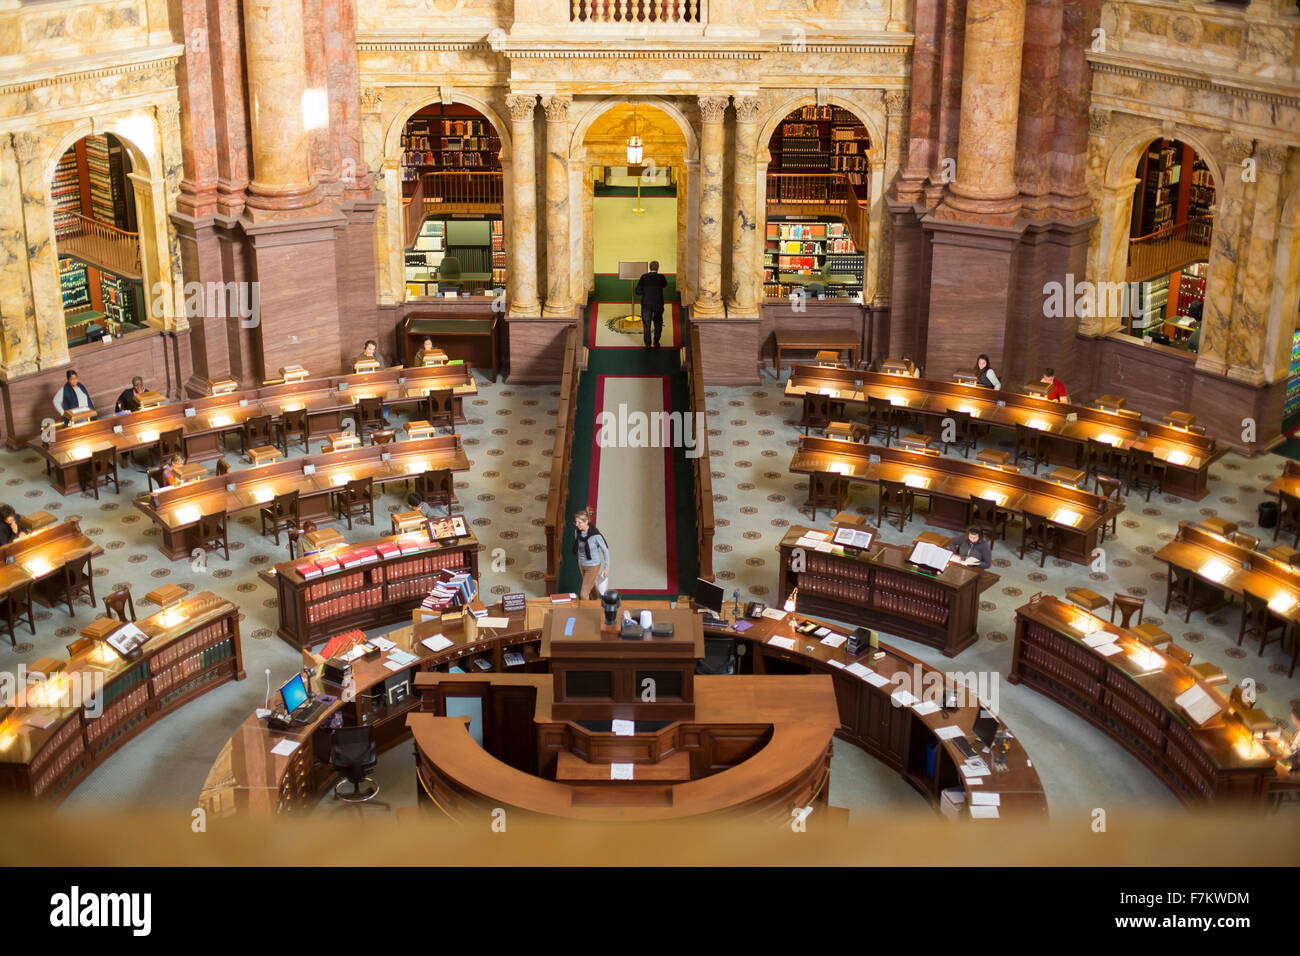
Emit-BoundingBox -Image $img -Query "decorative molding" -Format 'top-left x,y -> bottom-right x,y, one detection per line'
358,41 -> 490,52
776,43 -> 912,54
506,49 -> 763,61
11,132 -> 41,162
0,55 -> 181,96
1088,107 -> 1110,135
815,87 -> 830,108
543,94 -> 572,122
733,96 -> 762,124
1257,143 -> 1288,174
1090,58 -> 1300,110
506,93 -> 538,121
1223,135 -> 1255,164
157,102 -> 181,127
360,87 -> 384,112
883,90 -> 909,117
698,95 -> 728,123
439,85 -> 454,107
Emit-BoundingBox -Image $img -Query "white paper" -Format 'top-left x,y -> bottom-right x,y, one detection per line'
270,739 -> 299,757
969,804 -> 1000,819
970,792 -> 1001,806
804,530 -> 830,541
595,574 -> 608,596
612,719 -> 635,736
610,763 -> 634,780
383,660 -> 407,672
813,627 -> 832,638
422,633 -> 454,652
477,616 -> 510,629
826,659 -> 846,669
864,671 -> 891,687
960,761 -> 991,779
820,633 -> 847,649
1082,633 -> 1113,648
935,725 -> 965,740
761,608 -> 789,621
845,662 -> 872,679
909,541 -> 955,570
767,636 -> 797,650
1095,642 -> 1122,656
371,637 -> 397,652
911,700 -> 941,716
1176,683 -> 1222,726
387,650 -> 417,666
891,689 -> 919,707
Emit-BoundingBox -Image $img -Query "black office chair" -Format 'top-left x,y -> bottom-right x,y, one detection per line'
330,724 -> 380,803
698,637 -> 738,675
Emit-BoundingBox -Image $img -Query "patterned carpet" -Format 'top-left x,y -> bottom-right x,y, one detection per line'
8,363 -> 1296,817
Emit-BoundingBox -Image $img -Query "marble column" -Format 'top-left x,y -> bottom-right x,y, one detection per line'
0,135 -> 40,378
1225,144 -> 1287,380
507,94 -> 541,317
581,163 -> 595,300
726,96 -> 761,317
694,95 -> 728,318
936,0 -> 1027,225
542,95 -> 573,318
12,132 -> 68,370
676,162 -> 690,299
1197,136 -> 1253,376
242,0 -> 316,210
895,0 -> 941,204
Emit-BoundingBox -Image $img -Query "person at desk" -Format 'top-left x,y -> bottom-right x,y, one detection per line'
356,339 -> 385,369
161,454 -> 184,487
1040,368 -> 1069,403
975,354 -> 1000,390
115,376 -> 145,413
1187,320 -> 1201,353
634,261 -> 668,350
53,370 -> 95,423
948,527 -> 992,570
573,506 -> 611,599
412,337 -> 440,367
1278,699 -> 1300,772
0,505 -> 25,545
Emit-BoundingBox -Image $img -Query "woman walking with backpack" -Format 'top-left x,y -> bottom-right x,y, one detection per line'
572,506 -> 611,599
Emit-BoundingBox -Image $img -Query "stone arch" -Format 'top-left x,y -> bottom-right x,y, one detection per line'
383,89 -> 513,163
1103,125 -> 1223,195
756,91 -> 884,163
569,95 -> 699,162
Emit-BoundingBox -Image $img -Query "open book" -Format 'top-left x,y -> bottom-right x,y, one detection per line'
832,526 -> 874,551
908,541 -> 954,574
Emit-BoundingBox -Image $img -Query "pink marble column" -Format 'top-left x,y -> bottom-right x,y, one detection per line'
936,0 -> 1026,225
1014,0 -> 1061,220
242,0 -> 316,210
895,0 -> 942,204
542,95 -> 573,318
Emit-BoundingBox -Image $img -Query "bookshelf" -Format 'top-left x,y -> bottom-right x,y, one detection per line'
1134,139 -> 1181,235
1187,156 -> 1215,242
1286,325 -> 1300,426
762,216 -> 864,300
59,256 -> 90,312
267,529 -> 482,648
777,526 -> 985,656
52,149 -> 83,241
400,103 -> 502,195
1173,261 -> 1208,319
768,105 -> 871,191
0,594 -> 242,802
99,270 -> 142,335
406,217 -> 505,298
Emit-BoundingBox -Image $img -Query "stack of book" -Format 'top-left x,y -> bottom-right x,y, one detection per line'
421,568 -> 479,615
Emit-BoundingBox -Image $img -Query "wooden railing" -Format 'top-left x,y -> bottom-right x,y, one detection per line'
843,182 -> 869,254
58,214 -> 141,278
405,174 -> 427,250
685,322 -> 715,581
420,170 -> 504,213
1126,216 -> 1212,284
544,327 -> 582,594
767,171 -> 868,252
570,0 -> 703,22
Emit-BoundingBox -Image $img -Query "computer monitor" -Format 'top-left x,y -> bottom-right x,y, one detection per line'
694,578 -> 724,616
280,673 -> 308,713
973,712 -> 999,748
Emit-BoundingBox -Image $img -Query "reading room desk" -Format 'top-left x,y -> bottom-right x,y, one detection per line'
0,519 -> 105,608
1154,522 -> 1300,620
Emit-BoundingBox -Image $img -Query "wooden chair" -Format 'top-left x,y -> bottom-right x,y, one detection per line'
287,521 -> 318,561
355,396 -> 388,442
215,459 -> 231,477
877,480 -> 914,532
1095,475 -> 1123,542
967,494 -> 1008,544
1127,447 -> 1166,501
82,446 -> 120,500
370,429 -> 396,446
1165,643 -> 1228,685
1229,530 -> 1259,551
800,394 -> 839,436
1164,563 -> 1211,623
1275,491 -> 1300,548
806,472 -> 848,521
1239,589 -> 1287,657
414,469 -> 457,514
197,510 -> 230,562
332,476 -> 375,530
260,489 -> 300,545
104,584 -> 135,622
865,396 -> 900,448
1083,438 -> 1129,484
280,407 -> 310,455
425,390 -> 457,434
941,408 -> 977,458
1013,423 -> 1048,474
1110,593 -> 1145,629
55,552 -> 96,617
1281,621 -> 1300,680
1018,513 -> 1061,567
146,465 -> 168,493
241,414 -> 276,456
66,635 -> 97,657
156,427 -> 185,463
0,581 -> 35,647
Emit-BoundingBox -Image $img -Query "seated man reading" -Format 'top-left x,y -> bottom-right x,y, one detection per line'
948,527 -> 992,570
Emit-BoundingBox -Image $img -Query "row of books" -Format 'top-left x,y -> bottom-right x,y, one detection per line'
296,546 -> 470,594
798,553 -> 869,581
32,735 -> 84,799
388,571 -> 461,603
148,620 -> 232,675
150,637 -> 235,697
84,682 -> 149,743
799,573 -> 870,607
875,569 -> 949,605
781,123 -> 822,138
831,155 -> 868,172
306,586 -> 383,624
28,718 -> 83,776
872,589 -> 950,626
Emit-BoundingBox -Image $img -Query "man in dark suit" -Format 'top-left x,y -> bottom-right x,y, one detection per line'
948,527 -> 993,570
634,261 -> 668,349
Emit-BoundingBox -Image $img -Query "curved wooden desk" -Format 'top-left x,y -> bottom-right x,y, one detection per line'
1012,594 -> 1279,802
199,599 -> 1045,822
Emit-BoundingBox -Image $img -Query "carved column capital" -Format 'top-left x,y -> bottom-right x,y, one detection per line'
360,87 -> 384,113
11,132 -> 41,163
543,94 -> 572,122
1223,135 -> 1256,165
698,95 -> 728,123
883,91 -> 909,117
506,93 -> 537,121
1257,142 -> 1289,175
1087,108 -> 1110,136
733,96 -> 762,124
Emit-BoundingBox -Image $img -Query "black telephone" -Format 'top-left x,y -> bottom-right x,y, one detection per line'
266,711 -> 292,731
745,602 -> 766,619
